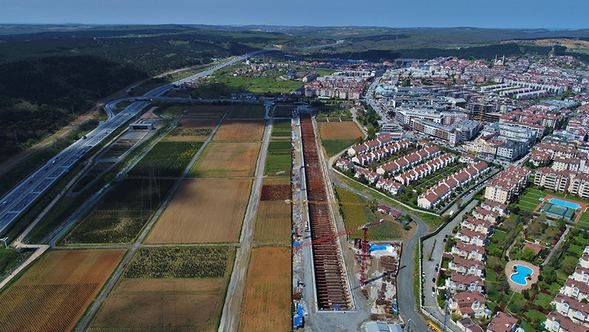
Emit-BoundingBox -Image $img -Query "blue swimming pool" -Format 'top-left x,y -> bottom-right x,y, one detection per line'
510,265 -> 533,286
548,198 -> 581,210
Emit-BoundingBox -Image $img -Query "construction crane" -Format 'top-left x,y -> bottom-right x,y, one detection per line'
357,218 -> 384,287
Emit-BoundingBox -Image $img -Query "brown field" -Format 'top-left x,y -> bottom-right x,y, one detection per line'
213,120 -> 265,142
239,247 -> 291,332
319,121 -> 363,140
260,184 -> 291,201
226,105 -> 265,119
191,142 -> 260,178
90,278 -> 226,331
254,201 -> 291,244
147,178 -> 251,244
0,249 -> 124,332
165,118 -> 219,142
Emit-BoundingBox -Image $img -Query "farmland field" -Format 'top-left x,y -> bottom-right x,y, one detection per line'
129,141 -> 203,178
125,247 -> 233,278
146,178 -> 251,244
90,247 -> 234,332
265,141 -> 292,176
213,120 -> 265,142
271,120 -> 292,138
191,142 -> 260,178
319,121 -> 363,140
239,247 -> 291,332
64,178 -> 175,244
0,249 -> 124,332
254,201 -> 291,244
273,105 -> 295,117
166,117 -> 219,141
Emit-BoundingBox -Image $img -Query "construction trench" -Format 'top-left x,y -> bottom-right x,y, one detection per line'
300,114 -> 353,311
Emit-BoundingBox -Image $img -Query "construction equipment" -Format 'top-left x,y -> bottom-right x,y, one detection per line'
357,219 -> 384,287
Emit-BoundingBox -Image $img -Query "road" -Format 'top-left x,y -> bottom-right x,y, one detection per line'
421,199 -> 480,332
0,51 -> 259,236
218,103 -> 272,332
330,173 -> 431,332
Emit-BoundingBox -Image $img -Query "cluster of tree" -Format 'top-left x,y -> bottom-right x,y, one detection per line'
0,55 -> 147,160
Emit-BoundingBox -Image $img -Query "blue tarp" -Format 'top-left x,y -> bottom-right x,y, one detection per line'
293,303 -> 304,328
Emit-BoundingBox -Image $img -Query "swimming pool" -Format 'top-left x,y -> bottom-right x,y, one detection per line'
548,198 -> 581,210
510,265 -> 533,286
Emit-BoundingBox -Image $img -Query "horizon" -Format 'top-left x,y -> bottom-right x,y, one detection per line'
1,22 -> 588,31
2,0 -> 589,30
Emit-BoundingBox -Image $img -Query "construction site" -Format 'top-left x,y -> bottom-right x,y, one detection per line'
300,113 -> 353,311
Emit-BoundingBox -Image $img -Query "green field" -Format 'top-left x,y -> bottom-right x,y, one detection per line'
64,178 -> 175,244
0,248 -> 32,280
265,141 -> 291,176
124,246 -> 234,279
271,120 -> 292,138
322,139 -> 356,157
335,186 -> 408,240
212,66 -> 303,94
129,141 -> 203,178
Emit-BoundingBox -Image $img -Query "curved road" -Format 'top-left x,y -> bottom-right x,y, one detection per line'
329,172 -> 431,331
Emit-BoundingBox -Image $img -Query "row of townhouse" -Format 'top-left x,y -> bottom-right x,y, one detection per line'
447,171 -> 522,331
351,139 -> 412,166
444,191 -> 511,325
376,145 -> 441,176
353,166 -> 406,195
546,247 -> 589,332
417,161 -> 489,210
484,166 -> 531,205
347,134 -> 405,157
533,168 -> 589,199
394,153 -> 456,186
445,199 -> 507,320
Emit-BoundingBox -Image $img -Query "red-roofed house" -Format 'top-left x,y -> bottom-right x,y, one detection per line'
487,312 -> 518,332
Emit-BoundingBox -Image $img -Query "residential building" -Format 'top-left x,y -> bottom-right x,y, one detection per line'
449,291 -> 489,319
487,312 -> 518,332
484,166 -> 531,204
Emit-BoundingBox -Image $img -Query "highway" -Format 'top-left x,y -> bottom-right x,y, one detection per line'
0,51 -> 258,236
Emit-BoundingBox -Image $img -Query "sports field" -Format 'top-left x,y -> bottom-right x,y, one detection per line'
0,249 -> 124,332
90,247 -> 235,332
239,247 -> 291,332
146,178 -> 251,244
213,120 -> 265,142
254,200 -> 291,244
191,142 -> 260,178
319,121 -> 363,140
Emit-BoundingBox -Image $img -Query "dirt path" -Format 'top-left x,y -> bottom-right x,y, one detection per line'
218,104 -> 273,332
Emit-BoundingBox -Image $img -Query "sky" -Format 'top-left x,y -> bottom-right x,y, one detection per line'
1,0 -> 588,29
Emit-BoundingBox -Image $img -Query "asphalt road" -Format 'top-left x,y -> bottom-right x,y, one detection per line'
421,199 -> 479,332
331,174 -> 431,332
0,52 -> 257,237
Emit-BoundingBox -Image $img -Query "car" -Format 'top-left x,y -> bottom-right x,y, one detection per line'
432,277 -> 436,283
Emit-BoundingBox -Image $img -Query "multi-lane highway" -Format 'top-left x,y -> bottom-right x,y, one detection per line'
0,52 -> 258,236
